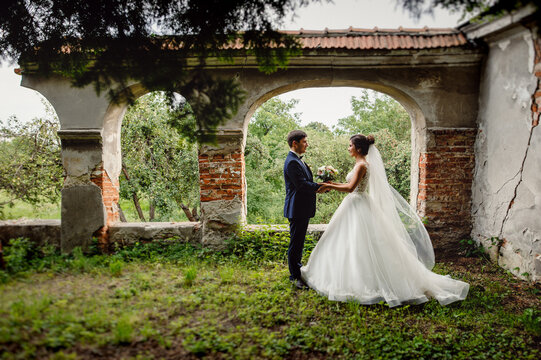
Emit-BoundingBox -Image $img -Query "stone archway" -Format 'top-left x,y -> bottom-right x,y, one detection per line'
19,28 -> 483,251
199,60 -> 480,247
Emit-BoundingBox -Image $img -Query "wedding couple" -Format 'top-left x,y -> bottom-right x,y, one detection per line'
283,130 -> 469,307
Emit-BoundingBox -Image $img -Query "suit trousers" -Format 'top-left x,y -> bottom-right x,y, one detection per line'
287,217 -> 310,280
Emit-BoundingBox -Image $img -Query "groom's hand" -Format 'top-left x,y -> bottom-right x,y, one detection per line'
317,184 -> 331,193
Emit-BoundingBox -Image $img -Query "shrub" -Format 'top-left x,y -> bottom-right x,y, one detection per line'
519,308 -> 541,336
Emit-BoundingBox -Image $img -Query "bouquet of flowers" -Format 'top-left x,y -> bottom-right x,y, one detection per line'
316,165 -> 338,182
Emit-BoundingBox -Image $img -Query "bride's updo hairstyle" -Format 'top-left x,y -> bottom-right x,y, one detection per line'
350,134 -> 375,155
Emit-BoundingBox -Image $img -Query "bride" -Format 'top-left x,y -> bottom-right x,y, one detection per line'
302,134 -> 469,307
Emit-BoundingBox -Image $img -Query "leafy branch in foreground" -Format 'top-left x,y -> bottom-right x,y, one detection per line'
1,1 -> 316,142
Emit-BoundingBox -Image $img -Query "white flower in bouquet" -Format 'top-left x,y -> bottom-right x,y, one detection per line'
316,165 -> 338,182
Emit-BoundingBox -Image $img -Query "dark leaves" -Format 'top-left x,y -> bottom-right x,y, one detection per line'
1,1 -> 311,142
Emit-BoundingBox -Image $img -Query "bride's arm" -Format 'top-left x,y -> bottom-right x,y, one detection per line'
319,164 -> 366,193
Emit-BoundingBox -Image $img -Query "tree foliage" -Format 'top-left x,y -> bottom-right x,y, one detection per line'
0,104 -> 62,216
1,0 -> 315,142
334,91 -> 411,143
120,92 -> 200,222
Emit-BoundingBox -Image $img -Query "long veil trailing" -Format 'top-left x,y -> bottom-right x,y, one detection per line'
366,146 -> 435,270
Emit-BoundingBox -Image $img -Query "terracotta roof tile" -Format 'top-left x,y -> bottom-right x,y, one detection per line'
275,27 -> 468,50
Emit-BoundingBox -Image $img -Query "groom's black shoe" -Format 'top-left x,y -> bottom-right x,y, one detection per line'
293,278 -> 309,290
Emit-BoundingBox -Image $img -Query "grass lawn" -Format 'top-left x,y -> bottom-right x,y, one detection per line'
0,233 -> 540,359
0,191 -> 60,220
0,193 -> 193,222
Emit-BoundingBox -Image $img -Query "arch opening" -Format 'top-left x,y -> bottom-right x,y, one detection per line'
0,97 -> 62,220
244,85 -> 422,225
104,89 -> 201,223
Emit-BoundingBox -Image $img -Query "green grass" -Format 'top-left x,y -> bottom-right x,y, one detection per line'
0,191 -> 60,220
0,234 -> 540,359
0,192 -> 194,222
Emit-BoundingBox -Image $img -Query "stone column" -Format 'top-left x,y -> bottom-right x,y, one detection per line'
58,129 -> 120,252
198,131 -> 246,248
417,128 -> 477,247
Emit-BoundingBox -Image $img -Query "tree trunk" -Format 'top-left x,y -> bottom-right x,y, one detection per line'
118,203 -> 128,222
178,201 -> 197,222
122,164 -> 146,222
191,207 -> 200,222
149,201 -> 155,221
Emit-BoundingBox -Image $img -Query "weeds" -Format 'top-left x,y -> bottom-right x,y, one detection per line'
184,266 -> 197,287
0,232 -> 539,359
109,259 -> 124,277
458,238 -> 489,259
519,308 -> 541,336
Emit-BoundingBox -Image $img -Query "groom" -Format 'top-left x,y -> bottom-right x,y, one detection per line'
283,130 -> 322,289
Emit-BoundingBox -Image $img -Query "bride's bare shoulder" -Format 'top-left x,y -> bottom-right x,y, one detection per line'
354,161 -> 368,171
353,161 -> 368,176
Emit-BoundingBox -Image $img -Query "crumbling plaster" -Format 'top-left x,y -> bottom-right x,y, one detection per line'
471,24 -> 541,281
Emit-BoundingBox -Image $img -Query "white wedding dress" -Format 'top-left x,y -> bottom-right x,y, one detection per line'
301,147 -> 469,307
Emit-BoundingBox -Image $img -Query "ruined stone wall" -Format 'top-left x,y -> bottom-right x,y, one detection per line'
417,128 -> 476,249
471,25 -> 541,282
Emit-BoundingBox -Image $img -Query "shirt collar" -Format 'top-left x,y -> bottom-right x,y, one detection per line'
291,150 -> 304,159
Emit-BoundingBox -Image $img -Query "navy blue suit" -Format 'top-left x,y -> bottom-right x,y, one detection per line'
283,151 -> 320,280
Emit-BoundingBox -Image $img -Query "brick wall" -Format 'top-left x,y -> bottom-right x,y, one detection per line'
417,128 -> 477,246
90,167 -> 120,246
199,150 -> 246,203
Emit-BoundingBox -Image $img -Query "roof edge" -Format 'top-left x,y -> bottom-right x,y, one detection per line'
459,2 -> 538,40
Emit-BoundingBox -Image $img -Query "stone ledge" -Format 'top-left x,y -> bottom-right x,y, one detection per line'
0,220 -> 327,248
57,129 -> 103,140
109,222 -> 202,245
0,219 -> 61,247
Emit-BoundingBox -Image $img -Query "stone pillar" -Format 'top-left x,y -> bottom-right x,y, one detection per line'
58,130 -> 120,252
417,128 -> 477,247
198,131 -> 246,248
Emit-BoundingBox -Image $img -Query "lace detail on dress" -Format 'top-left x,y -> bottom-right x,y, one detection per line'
346,164 -> 369,194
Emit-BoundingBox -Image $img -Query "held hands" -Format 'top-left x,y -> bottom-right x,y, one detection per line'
317,183 -> 332,193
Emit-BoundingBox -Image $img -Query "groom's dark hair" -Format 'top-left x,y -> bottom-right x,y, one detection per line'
287,130 -> 307,147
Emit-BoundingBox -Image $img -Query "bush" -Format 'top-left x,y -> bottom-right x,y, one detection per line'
222,227 -> 316,265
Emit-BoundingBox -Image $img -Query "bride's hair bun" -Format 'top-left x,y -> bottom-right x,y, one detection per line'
367,135 -> 375,145
350,134 -> 374,155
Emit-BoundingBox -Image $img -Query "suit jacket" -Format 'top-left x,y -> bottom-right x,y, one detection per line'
283,151 -> 320,219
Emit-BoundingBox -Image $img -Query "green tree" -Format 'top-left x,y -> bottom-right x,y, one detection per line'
120,92 -> 200,222
334,90 -> 411,143
0,104 -> 62,216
